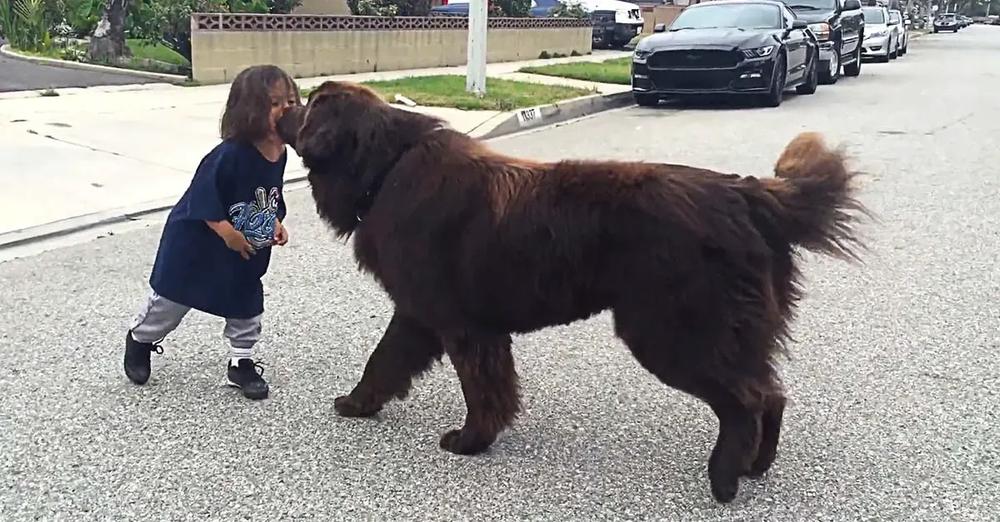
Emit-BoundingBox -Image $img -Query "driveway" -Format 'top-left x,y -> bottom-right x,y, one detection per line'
0,43 -> 159,93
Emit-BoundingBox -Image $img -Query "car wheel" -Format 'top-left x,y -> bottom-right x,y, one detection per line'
634,93 -> 659,107
796,51 -> 819,95
843,43 -> 862,76
761,54 -> 786,107
819,42 -> 840,84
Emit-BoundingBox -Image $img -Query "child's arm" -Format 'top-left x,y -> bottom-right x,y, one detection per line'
205,220 -> 255,260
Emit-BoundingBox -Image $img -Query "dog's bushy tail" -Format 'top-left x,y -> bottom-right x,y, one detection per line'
755,132 -> 869,261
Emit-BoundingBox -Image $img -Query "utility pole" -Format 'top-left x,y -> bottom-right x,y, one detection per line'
466,0 -> 488,95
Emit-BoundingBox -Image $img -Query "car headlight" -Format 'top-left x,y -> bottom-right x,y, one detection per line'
868,29 -> 887,38
808,22 -> 831,41
633,49 -> 652,63
741,45 -> 774,58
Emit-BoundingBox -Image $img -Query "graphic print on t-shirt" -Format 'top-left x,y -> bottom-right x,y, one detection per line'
228,186 -> 281,248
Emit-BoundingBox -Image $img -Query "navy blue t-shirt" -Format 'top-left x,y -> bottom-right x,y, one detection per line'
149,139 -> 288,319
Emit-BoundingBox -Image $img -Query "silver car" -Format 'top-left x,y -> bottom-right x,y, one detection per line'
889,9 -> 908,56
861,5 -> 898,62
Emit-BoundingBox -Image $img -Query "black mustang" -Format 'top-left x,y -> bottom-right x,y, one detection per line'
631,0 -> 820,107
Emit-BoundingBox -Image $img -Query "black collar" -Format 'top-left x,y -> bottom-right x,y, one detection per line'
354,125 -> 444,223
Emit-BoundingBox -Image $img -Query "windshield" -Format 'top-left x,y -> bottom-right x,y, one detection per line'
862,8 -> 885,24
784,0 -> 837,10
670,3 -> 783,30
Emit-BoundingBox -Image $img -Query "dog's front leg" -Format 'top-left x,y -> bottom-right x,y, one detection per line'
439,332 -> 521,455
334,310 -> 444,417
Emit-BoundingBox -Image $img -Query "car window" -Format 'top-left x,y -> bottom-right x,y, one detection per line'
670,3 -> 783,30
862,7 -> 885,24
781,6 -> 797,27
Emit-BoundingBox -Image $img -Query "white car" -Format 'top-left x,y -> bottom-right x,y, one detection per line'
860,5 -> 898,62
889,9 -> 908,56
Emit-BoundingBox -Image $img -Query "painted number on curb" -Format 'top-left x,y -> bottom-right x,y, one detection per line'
516,107 -> 543,127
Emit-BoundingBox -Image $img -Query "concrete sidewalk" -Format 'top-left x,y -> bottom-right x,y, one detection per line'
0,51 -> 631,244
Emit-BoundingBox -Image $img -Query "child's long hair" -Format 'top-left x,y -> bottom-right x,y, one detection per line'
220,65 -> 301,143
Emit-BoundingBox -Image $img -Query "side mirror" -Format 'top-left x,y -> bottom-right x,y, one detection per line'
653,23 -> 666,32
791,19 -> 809,30
843,0 -> 861,10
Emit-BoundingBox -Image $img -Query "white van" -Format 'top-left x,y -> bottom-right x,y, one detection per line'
560,0 -> 645,48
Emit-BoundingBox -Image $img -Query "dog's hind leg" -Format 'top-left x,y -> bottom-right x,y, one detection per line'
614,308 -> 770,503
438,332 -> 520,455
334,309 -> 444,418
747,380 -> 786,478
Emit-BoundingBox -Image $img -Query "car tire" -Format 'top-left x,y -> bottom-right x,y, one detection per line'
796,52 -> 819,95
634,93 -> 659,107
843,43 -> 862,77
761,54 -> 786,107
819,42 -> 841,85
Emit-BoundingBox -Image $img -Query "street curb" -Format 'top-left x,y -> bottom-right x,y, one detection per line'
0,90 -> 635,251
0,44 -> 188,84
474,90 -> 635,140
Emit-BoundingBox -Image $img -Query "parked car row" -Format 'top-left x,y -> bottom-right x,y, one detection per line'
932,13 -> 972,33
629,0 -> 913,108
429,0 -> 645,48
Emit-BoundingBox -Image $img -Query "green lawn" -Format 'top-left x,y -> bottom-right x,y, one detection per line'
126,38 -> 189,67
303,75 -> 595,111
17,38 -> 188,73
519,57 -> 633,85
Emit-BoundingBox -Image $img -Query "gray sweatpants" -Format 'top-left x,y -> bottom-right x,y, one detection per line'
130,290 -> 262,358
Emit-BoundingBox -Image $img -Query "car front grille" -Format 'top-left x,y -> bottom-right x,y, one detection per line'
647,49 -> 741,69
649,69 -> 736,90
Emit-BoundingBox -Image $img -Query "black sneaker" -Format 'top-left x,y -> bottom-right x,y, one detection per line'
124,330 -> 163,385
226,359 -> 269,400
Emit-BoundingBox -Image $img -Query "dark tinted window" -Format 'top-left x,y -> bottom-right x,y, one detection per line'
783,0 -> 838,10
671,3 -> 783,30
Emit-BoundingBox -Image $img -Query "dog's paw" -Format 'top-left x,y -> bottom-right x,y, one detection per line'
746,450 -> 776,478
709,474 -> 740,503
334,395 -> 380,418
439,428 -> 493,455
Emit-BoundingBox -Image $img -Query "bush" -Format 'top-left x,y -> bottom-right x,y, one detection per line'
494,0 -> 531,17
125,0 -> 301,63
347,0 -> 430,16
1,0 -> 53,51
550,1 -> 589,18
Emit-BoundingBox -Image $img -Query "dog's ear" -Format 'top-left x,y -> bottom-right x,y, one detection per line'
295,91 -> 352,171
338,98 -> 445,187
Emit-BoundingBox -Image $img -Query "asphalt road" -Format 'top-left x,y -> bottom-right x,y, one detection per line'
0,47 -> 159,93
2,26 -> 999,521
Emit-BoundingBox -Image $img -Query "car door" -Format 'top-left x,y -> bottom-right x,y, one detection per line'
839,0 -> 863,57
781,6 -> 808,80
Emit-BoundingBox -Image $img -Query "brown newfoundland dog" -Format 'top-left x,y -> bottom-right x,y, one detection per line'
277,81 -> 867,503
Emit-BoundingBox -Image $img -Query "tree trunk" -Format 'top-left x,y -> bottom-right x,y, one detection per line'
88,0 -> 131,63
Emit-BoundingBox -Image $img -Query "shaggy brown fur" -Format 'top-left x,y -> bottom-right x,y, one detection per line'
277,81 -> 868,503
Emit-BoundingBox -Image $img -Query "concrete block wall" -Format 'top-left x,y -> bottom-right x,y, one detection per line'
190,14 -> 593,84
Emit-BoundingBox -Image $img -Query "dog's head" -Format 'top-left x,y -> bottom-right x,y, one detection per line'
276,80 -> 445,234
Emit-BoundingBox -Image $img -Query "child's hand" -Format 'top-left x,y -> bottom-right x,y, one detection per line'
224,229 -> 256,260
274,221 -> 289,246
206,219 -> 256,260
